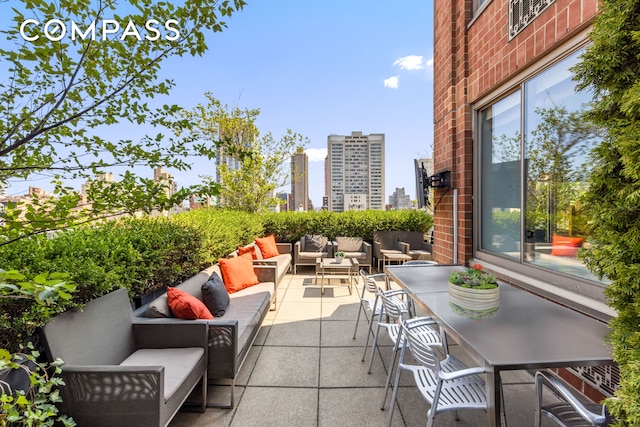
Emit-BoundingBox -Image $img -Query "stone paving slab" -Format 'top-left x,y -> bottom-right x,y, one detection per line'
170,271 -> 562,426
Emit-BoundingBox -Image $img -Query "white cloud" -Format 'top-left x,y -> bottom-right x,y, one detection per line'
305,147 -> 327,162
393,55 -> 425,70
384,75 -> 399,89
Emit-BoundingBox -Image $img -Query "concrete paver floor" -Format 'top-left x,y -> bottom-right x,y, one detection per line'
170,269 -> 562,426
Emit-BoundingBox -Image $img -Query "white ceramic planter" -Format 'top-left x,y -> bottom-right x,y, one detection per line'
448,281 -> 500,311
335,256 -> 344,264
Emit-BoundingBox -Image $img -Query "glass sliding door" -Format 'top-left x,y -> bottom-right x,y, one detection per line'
479,91 -> 522,258
478,50 -> 606,283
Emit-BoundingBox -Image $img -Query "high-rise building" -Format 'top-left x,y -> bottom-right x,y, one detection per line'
388,187 -> 412,210
153,167 -> 177,198
290,150 -> 309,211
327,131 -> 385,212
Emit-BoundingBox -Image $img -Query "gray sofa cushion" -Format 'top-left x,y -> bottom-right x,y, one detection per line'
303,234 -> 327,252
342,251 -> 367,261
120,347 -> 204,401
299,251 -> 328,260
202,272 -> 230,317
336,236 -> 363,252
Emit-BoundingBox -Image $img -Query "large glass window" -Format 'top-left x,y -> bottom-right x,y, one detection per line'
480,91 -> 521,259
479,50 -> 604,283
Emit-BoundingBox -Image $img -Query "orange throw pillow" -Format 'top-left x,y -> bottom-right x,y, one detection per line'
166,287 -> 213,320
254,235 -> 279,258
550,234 -> 584,257
219,254 -> 260,293
238,244 -> 260,260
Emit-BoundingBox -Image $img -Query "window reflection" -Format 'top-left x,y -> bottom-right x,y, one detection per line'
480,91 -> 521,258
479,50 -> 606,283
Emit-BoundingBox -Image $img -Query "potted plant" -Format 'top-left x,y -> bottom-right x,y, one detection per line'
334,251 -> 345,263
448,264 -> 500,310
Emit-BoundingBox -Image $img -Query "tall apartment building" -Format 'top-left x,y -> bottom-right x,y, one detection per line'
388,187 -> 412,210
290,150 -> 309,211
327,132 -> 385,212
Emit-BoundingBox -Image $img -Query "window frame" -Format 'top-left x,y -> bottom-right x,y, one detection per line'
471,32 -> 614,321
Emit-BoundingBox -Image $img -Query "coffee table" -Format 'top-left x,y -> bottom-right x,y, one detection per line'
382,253 -> 412,270
316,257 -> 359,295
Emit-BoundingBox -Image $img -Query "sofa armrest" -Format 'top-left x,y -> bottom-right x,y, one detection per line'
373,241 -> 382,259
293,240 -> 302,263
398,241 -> 410,254
60,365 -> 164,426
254,264 -> 277,285
276,242 -> 292,255
362,241 -> 372,258
132,321 -> 208,349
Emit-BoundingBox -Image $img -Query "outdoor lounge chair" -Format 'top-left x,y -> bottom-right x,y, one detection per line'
293,234 -> 332,273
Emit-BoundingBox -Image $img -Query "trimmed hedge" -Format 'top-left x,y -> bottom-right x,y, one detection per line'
0,208 -> 431,352
261,210 -> 433,242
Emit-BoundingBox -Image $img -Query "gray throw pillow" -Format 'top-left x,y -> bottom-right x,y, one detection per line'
304,234 -> 326,252
201,272 -> 230,317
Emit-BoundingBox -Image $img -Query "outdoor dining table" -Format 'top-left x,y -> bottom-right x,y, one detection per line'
385,264 -> 613,427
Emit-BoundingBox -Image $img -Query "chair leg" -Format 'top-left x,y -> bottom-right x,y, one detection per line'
386,348 -> 405,427
353,301 -> 364,340
367,322 -> 383,374
381,334 -> 403,409
361,296 -> 379,362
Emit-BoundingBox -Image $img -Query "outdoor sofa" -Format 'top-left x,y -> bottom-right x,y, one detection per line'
228,235 -> 292,293
134,262 -> 277,408
41,288 -> 208,427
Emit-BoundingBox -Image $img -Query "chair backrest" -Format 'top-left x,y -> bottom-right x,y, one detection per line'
301,235 -> 328,252
378,290 -> 409,321
403,260 -> 438,266
373,231 -> 399,250
360,271 -> 386,294
42,288 -> 136,366
400,318 -> 441,373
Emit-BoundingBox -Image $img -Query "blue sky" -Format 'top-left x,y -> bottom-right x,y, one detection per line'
3,0 -> 434,207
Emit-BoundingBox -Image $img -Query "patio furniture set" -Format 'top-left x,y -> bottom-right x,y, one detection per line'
355,264 -> 614,426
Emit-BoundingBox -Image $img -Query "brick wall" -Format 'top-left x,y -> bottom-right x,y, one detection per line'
432,0 -> 599,265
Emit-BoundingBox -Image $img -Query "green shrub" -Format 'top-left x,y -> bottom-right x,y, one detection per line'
261,210 -> 433,241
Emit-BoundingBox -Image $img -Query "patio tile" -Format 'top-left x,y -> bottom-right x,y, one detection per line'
231,387 -> 317,427
274,301 -> 322,321
281,286 -> 324,302
265,320 -> 321,347
248,346 -> 319,387
321,301 -> 361,320
318,387 -> 405,427
320,319 -> 370,347
319,346 -> 388,388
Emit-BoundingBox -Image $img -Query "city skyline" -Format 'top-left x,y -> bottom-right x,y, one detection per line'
0,1 -> 434,207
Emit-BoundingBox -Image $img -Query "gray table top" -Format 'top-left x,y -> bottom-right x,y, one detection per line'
386,265 -> 613,370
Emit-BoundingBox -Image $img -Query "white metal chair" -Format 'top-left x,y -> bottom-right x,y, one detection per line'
364,286 -> 411,372
353,270 -> 387,340
387,317 -> 495,427
378,304 -> 443,411
535,370 -> 612,427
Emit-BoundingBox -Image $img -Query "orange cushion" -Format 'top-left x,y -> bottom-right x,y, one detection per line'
219,254 -> 260,293
550,235 -> 584,257
238,244 -> 260,260
254,235 -> 279,258
166,287 -> 213,320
